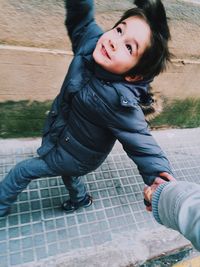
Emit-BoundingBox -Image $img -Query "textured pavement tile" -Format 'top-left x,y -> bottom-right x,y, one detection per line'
0,129 -> 200,266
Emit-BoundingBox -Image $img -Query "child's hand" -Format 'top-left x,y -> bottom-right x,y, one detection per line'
144,172 -> 176,211
159,172 -> 176,182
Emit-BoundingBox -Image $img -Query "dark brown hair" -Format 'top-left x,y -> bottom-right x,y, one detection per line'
114,0 -> 171,80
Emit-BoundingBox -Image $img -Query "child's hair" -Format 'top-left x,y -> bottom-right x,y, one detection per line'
114,0 -> 171,80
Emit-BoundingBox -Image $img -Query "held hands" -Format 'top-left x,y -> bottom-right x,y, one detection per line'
144,172 -> 176,211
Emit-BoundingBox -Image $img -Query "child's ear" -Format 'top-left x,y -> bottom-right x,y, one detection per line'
125,75 -> 143,82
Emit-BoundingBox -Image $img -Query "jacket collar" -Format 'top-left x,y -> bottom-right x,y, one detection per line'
83,54 -> 124,82
83,54 -> 153,106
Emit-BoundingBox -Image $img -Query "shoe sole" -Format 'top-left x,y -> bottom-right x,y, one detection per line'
62,199 -> 93,213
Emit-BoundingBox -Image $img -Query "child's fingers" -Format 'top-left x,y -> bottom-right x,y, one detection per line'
153,173 -> 175,186
153,177 -> 167,186
159,172 -> 176,181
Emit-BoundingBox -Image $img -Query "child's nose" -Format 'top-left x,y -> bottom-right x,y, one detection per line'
109,39 -> 117,51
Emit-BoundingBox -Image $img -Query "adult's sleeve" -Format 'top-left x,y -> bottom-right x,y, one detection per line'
152,181 -> 200,251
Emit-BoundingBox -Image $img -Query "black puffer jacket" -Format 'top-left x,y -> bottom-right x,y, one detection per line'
37,0 -> 173,185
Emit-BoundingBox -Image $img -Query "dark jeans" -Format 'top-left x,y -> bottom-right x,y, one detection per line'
0,157 -> 87,216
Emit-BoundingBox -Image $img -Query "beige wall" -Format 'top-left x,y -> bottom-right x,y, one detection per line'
0,46 -> 72,102
0,0 -> 200,102
153,60 -> 200,100
0,0 -> 130,50
1,0 -> 200,59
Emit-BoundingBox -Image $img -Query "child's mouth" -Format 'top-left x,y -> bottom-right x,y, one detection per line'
101,45 -> 111,59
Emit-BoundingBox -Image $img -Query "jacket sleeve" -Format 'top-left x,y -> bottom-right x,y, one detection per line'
64,0 -> 99,53
110,126 -> 173,185
152,181 -> 200,251
108,107 -> 173,185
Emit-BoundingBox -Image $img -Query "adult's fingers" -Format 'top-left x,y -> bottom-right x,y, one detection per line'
146,205 -> 152,212
144,186 -> 152,201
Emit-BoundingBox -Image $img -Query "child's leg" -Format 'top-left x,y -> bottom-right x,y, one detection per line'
61,175 -> 87,203
61,175 -> 92,213
0,157 -> 57,216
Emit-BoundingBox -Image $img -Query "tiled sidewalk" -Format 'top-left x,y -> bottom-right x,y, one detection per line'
1,128 -> 200,267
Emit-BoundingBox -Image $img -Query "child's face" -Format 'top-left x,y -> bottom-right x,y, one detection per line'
93,16 -> 151,76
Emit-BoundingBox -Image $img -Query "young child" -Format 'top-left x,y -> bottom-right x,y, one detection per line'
0,0 -> 174,216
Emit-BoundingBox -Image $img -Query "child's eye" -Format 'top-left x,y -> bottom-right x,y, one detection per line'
126,44 -> 132,54
116,27 -> 122,35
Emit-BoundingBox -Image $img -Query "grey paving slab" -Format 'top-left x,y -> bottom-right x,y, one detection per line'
0,129 -> 200,267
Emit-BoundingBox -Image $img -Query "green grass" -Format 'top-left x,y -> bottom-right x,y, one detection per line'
0,100 -> 52,138
151,98 -> 200,129
0,98 -> 200,138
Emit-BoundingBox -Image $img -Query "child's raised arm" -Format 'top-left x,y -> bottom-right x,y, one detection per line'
64,0 -> 96,53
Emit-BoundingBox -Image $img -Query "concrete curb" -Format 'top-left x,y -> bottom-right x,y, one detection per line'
173,255 -> 200,267
16,227 -> 190,267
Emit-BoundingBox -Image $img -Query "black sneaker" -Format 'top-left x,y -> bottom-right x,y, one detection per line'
62,194 -> 93,213
0,208 -> 10,217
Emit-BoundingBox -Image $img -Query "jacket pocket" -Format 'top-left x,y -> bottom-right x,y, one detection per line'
59,127 -> 106,167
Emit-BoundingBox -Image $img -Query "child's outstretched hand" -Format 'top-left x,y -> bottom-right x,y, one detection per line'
144,172 -> 176,211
